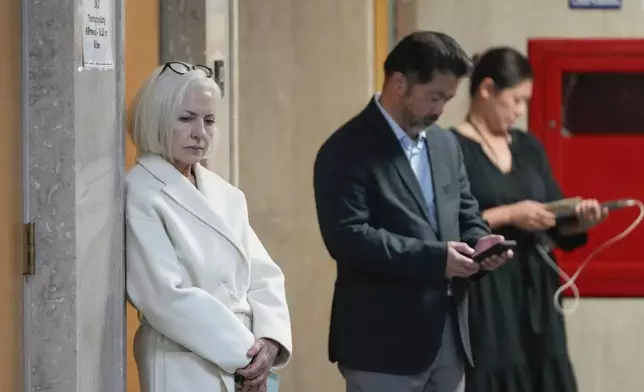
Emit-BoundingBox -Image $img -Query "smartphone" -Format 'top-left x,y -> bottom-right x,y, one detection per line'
472,240 -> 517,263
267,371 -> 280,392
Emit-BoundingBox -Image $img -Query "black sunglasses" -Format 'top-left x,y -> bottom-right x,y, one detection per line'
161,61 -> 214,78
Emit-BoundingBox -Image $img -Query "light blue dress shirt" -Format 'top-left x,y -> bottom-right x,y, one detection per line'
374,94 -> 438,231
375,95 -> 452,295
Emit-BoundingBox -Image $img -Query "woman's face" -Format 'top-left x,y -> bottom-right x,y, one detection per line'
484,79 -> 533,133
171,84 -> 217,167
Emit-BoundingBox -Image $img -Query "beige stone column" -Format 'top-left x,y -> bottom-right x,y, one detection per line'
237,1 -> 374,391
24,0 -> 126,391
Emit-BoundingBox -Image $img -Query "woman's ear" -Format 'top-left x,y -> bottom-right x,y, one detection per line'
479,77 -> 496,100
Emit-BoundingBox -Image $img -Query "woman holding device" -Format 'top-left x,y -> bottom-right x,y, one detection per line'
450,47 -> 607,392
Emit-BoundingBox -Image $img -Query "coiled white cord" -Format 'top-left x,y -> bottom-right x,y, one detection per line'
536,199 -> 644,314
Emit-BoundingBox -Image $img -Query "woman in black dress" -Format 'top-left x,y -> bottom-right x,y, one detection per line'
450,47 -> 607,392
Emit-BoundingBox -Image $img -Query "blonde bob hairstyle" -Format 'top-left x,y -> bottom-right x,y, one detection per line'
129,63 -> 221,162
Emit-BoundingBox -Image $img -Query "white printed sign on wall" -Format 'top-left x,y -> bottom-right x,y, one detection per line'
82,0 -> 114,69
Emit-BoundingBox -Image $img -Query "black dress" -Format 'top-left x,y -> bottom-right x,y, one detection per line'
450,129 -> 587,392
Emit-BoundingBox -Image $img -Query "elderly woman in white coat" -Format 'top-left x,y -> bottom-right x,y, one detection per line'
126,61 -> 292,392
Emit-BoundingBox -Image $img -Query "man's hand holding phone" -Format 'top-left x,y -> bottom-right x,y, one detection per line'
445,235 -> 515,278
474,235 -> 514,271
445,242 -> 479,278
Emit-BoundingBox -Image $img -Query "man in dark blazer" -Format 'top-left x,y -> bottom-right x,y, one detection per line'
313,31 -> 513,392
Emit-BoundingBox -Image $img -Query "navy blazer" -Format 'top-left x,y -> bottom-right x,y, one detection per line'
313,99 -> 490,375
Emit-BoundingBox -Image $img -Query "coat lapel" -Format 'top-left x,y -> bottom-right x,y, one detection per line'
365,100 -> 436,234
425,126 -> 451,239
137,155 -> 248,261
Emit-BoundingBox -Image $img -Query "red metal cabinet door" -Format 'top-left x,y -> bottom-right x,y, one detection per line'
529,40 -> 644,297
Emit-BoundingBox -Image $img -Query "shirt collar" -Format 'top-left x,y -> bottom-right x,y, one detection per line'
373,94 -> 426,145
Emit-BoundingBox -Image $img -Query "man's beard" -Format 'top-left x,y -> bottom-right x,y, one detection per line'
408,114 -> 439,132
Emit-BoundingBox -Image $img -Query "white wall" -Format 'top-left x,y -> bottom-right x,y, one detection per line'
416,1 -> 644,390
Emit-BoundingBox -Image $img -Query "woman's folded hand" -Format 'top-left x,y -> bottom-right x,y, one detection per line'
236,338 -> 281,391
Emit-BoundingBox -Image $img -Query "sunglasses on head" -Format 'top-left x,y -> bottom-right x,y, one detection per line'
161,61 -> 214,78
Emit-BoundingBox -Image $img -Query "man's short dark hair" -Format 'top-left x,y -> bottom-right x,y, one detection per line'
384,31 -> 472,84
